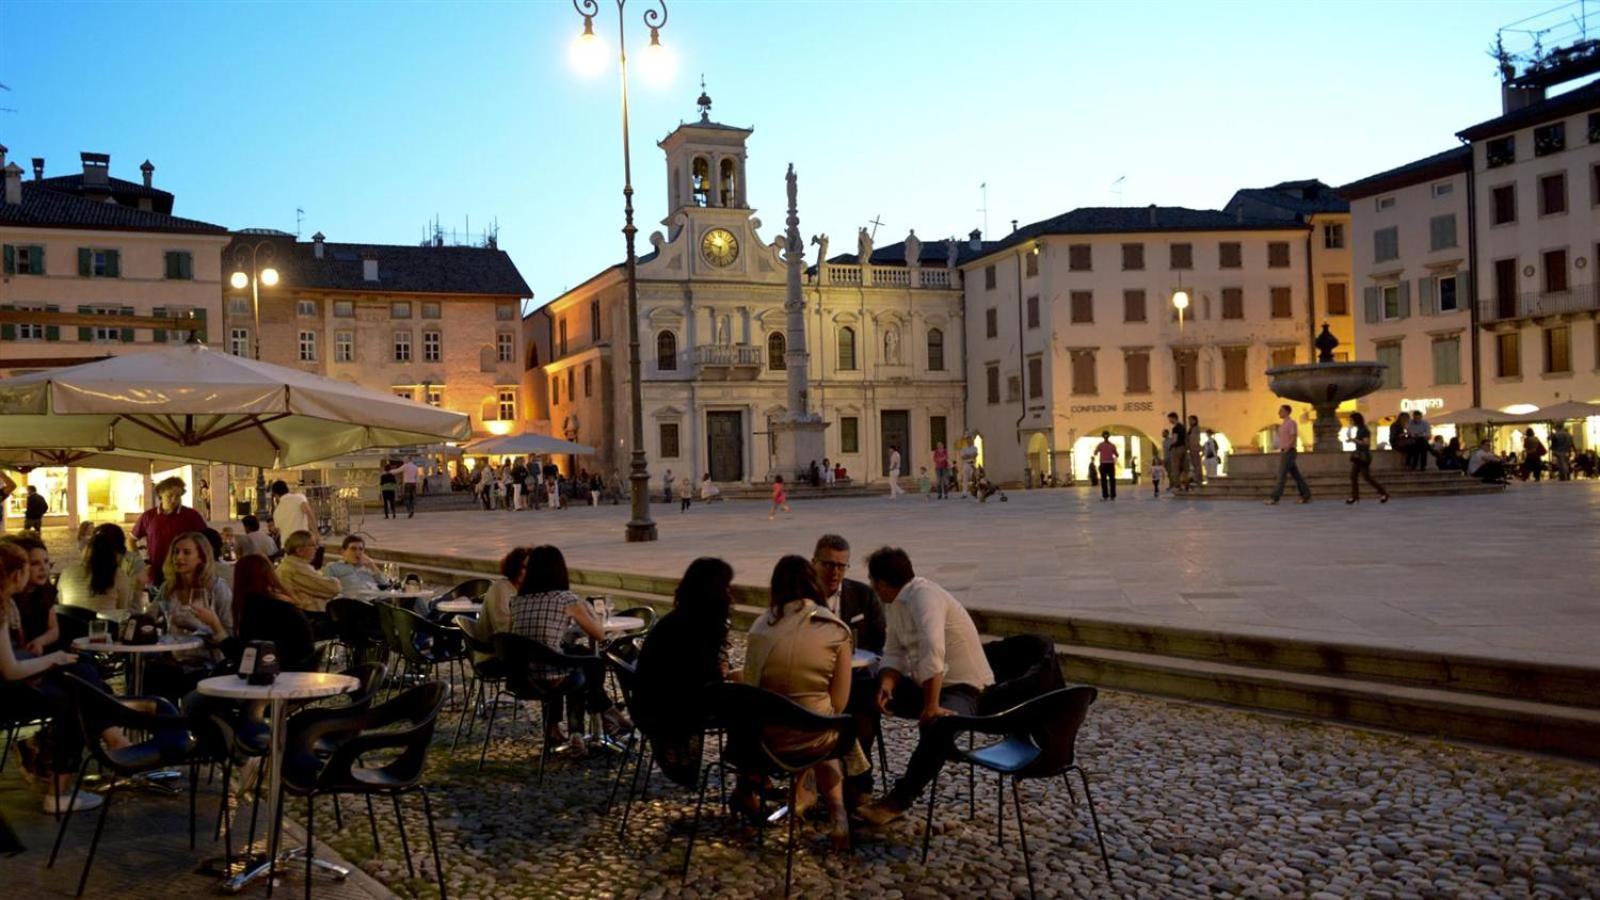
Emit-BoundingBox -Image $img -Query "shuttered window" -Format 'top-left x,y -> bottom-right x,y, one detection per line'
1121,243 -> 1144,271
985,365 -> 1000,404
1219,242 -> 1242,268
1169,243 -> 1193,270
1376,342 -> 1403,390
1374,227 -> 1399,262
164,251 -> 194,280
1070,291 -> 1093,324
1123,289 -> 1146,322
1429,215 -> 1457,251
1070,351 -> 1096,395
1068,244 -> 1091,271
1326,282 -> 1349,316
1268,242 -> 1290,268
1222,288 -> 1244,320
1222,346 -> 1249,390
1027,356 -> 1043,398
1124,352 -> 1150,393
1497,332 -> 1520,377
1431,336 -> 1461,385
1270,287 -> 1293,318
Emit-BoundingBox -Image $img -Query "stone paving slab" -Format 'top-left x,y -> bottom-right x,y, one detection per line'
351,480 -> 1600,668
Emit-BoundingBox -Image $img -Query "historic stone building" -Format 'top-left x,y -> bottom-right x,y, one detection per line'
539,94 -> 967,485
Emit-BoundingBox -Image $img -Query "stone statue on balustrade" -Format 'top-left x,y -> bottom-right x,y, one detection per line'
857,227 -> 874,266
903,229 -> 922,269
811,233 -> 829,265
946,237 -> 960,270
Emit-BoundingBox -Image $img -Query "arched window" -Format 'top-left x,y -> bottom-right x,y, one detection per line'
767,331 -> 787,370
838,326 -> 857,371
657,330 -> 678,370
927,327 -> 945,371
691,157 -> 710,207
720,158 -> 738,207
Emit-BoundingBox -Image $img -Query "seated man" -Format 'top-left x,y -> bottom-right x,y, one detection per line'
235,514 -> 278,559
856,547 -> 994,826
323,535 -> 390,595
811,534 -> 887,807
1467,440 -> 1509,484
273,530 -> 342,613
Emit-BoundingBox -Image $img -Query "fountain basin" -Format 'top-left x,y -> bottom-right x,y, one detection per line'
1266,361 -> 1387,406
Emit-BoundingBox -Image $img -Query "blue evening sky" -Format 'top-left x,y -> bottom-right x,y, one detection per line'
0,1 -> 1562,310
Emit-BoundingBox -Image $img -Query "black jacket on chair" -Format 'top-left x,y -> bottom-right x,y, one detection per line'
836,578 -> 887,654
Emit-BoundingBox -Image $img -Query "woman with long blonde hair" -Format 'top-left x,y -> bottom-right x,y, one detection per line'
156,531 -> 232,638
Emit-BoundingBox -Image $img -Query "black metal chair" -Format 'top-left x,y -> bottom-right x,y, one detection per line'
0,680 -> 50,776
326,597 -> 386,668
47,673 -> 205,897
376,603 -> 466,703
484,633 -> 592,779
427,578 -> 493,618
610,605 -> 657,636
684,682 -> 857,897
280,682 -> 449,900
922,685 -> 1112,898
450,615 -> 506,751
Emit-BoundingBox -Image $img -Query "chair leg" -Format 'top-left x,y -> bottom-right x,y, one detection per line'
267,784 -> 285,899
996,772 -> 1004,847
366,795 -> 381,853
1012,778 -> 1036,900
0,724 -> 15,774
392,795 -> 415,879
305,794 -> 316,900
784,776 -> 799,898
247,766 -> 264,858
48,757 -> 93,867
536,701 -> 552,787
920,765 -> 940,864
477,692 -> 500,773
967,733 -> 976,820
618,740 -> 649,839
681,761 -> 712,880
220,761 -> 234,869
420,788 -> 448,900
189,762 -> 199,850
1072,766 -> 1114,885
75,780 -> 116,898
874,720 -> 889,783
1061,771 -> 1078,806
333,795 -> 344,830
451,677 -> 478,751
604,733 -> 634,815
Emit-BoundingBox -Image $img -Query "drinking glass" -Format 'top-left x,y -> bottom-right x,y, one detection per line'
89,619 -> 109,644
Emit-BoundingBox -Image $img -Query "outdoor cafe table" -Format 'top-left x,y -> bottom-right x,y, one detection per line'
72,633 -> 202,695
852,648 -> 879,669
435,597 -> 483,615
197,671 -> 359,893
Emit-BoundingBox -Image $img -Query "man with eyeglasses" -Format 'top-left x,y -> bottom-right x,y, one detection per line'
811,533 -> 886,808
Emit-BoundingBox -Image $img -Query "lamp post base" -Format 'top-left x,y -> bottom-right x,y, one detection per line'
626,463 -> 657,543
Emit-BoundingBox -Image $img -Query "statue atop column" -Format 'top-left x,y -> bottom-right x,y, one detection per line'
857,227 -> 874,266
903,229 -> 922,269
946,237 -> 960,270
771,164 -> 828,478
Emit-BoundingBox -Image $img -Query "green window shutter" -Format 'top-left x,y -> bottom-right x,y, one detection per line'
77,304 -> 92,341
0,303 -> 14,341
153,306 -> 168,343
192,306 -> 207,342
163,252 -> 176,279
106,250 -> 121,278
31,246 -> 44,275
78,248 -> 91,276
1418,277 -> 1436,316
45,304 -> 59,341
1363,287 -> 1379,324
1398,280 -> 1411,319
180,252 -> 193,280
120,305 -> 135,342
2,244 -> 13,275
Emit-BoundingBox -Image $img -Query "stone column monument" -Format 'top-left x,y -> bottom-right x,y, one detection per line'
771,164 -> 828,480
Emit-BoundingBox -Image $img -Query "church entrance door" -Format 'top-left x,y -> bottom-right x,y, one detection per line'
707,411 -> 744,482
881,410 -> 910,476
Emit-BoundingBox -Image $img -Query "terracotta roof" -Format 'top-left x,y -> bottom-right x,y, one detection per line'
1336,147 -> 1472,200
0,182 -> 228,234
232,236 -> 532,297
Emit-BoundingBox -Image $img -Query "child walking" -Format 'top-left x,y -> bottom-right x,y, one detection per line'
769,474 -> 792,520
1151,456 -> 1166,498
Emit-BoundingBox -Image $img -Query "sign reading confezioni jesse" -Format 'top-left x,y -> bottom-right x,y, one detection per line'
1069,400 -> 1156,415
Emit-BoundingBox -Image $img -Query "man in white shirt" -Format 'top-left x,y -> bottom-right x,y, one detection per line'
856,547 -> 995,825
235,515 -> 278,559
886,445 -> 904,499
270,480 -> 316,539
399,458 -> 420,518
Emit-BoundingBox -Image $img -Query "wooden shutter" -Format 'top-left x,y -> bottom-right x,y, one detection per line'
153,306 -> 168,343
106,250 -> 121,278
0,304 -> 13,341
181,252 -> 193,280
79,248 -> 92,276
120,305 -> 135,342
1398,281 -> 1411,319
31,246 -> 44,275
2,245 -> 13,274
1363,287 -> 1379,323
77,304 -> 93,341
1418,277 -> 1436,316
192,307 -> 207,342
45,304 -> 59,341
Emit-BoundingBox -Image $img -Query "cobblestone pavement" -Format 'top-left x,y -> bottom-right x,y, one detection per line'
318,644 -> 1599,900
351,480 -> 1600,668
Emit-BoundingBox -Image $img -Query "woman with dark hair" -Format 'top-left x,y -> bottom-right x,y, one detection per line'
508,545 -> 629,753
233,555 -> 316,671
740,554 -> 860,850
1346,411 -> 1389,505
56,523 -> 140,613
634,557 -> 735,783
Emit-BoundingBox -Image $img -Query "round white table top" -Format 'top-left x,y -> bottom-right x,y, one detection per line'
348,587 -> 429,601
73,634 -> 203,655
435,598 -> 483,614
196,671 -> 359,702
852,649 -> 880,669
601,615 -> 646,633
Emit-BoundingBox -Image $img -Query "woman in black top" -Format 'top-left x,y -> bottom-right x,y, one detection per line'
1347,412 -> 1389,504
633,557 -> 734,785
232,555 -> 315,671
379,463 -> 399,519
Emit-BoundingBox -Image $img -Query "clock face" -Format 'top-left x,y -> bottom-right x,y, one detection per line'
701,228 -> 740,267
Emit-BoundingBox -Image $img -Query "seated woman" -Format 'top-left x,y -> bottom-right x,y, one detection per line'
634,557 -> 736,784
3,536 -> 60,654
0,542 -> 128,813
147,531 -> 232,698
506,545 -> 630,753
56,523 -> 141,614
741,555 -> 863,851
232,555 -> 316,672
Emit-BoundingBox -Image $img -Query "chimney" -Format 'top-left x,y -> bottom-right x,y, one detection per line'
362,254 -> 379,282
3,163 -> 22,205
312,231 -> 326,260
1501,82 -> 1546,114
140,159 -> 154,188
1148,203 -> 1158,227
80,152 -> 110,186
31,157 -> 43,180
968,229 -> 982,251
1010,219 -> 1018,233
0,144 -> 7,170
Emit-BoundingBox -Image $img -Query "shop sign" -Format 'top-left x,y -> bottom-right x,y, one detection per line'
1401,397 -> 1444,412
1069,400 -> 1155,415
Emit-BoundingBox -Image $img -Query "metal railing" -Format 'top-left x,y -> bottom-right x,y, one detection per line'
692,344 -> 763,367
1478,283 -> 1600,322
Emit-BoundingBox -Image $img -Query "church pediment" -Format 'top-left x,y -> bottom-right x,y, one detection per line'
652,405 -> 686,419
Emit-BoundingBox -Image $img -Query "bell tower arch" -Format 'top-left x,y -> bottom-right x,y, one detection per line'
659,79 -> 752,216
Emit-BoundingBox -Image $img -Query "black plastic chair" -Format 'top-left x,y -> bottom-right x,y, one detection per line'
280,682 -> 449,900
427,578 -> 493,618
450,615 -> 506,751
484,633 -> 591,779
609,605 -> 657,636
685,682 -> 857,897
327,597 -> 386,668
922,686 -> 1112,898
47,673 -> 204,897
376,603 -> 466,703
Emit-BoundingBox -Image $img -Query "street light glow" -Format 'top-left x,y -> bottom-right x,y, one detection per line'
260,267 -> 280,287
1171,289 -> 1190,311
230,271 -> 249,290
638,28 -> 675,85
570,16 -> 607,77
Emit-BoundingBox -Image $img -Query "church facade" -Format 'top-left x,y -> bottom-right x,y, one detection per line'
538,96 -> 967,486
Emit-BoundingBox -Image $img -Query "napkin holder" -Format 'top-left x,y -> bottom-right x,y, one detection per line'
238,640 -> 280,685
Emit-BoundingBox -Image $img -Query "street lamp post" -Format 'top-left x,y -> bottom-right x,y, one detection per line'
571,0 -> 671,543
230,241 -> 279,516
1172,289 -> 1190,423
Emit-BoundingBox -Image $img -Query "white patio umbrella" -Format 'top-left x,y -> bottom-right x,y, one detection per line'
1505,400 -> 1600,422
0,448 -> 202,475
0,343 -> 471,468
1430,406 -> 1526,426
462,432 -> 596,456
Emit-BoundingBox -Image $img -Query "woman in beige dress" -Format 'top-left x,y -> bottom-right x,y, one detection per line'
743,554 -> 860,850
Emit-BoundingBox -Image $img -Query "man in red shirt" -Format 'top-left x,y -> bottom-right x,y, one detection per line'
931,442 -> 950,499
133,476 -> 209,584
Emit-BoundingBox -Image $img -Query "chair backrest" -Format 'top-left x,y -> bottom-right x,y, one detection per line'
707,681 -> 855,776
979,633 -> 1065,715
285,681 -> 447,791
61,672 -> 192,774
437,578 -> 493,604
386,605 -> 436,666
341,662 -> 388,707
1007,685 -> 1097,779
452,614 -> 494,654
328,597 -> 384,646
53,606 -> 93,647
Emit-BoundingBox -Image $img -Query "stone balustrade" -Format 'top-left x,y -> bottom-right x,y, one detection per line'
816,264 -> 961,289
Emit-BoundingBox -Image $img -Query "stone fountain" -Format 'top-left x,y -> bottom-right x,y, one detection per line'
1265,324 -> 1387,452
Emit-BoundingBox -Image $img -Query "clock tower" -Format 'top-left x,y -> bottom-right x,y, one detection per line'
654,83 -> 770,281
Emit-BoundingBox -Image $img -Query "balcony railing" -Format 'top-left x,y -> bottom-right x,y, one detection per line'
1479,283 -> 1600,323
693,343 -> 764,380
815,264 -> 959,290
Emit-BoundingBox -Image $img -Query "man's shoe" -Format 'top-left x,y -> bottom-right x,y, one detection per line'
1264,499 -> 1280,506
855,800 -> 907,827
44,790 -> 104,814
1297,497 -> 1311,504
601,707 -> 633,736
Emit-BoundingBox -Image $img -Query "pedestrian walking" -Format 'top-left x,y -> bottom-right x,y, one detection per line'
1345,412 -> 1389,504
1165,413 -> 1188,492
379,463 -> 399,519
678,473 -> 693,512
1266,404 -> 1311,505
1521,429 -> 1547,481
1151,456 -> 1166,497
21,485 -> 47,534
1093,431 -> 1118,501
399,456 -> 419,517
932,442 -> 950,499
1185,415 -> 1203,488
769,474 -> 792,519
663,468 -> 675,503
1202,429 -> 1221,480
1551,424 -> 1575,480
886,445 -> 904,499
